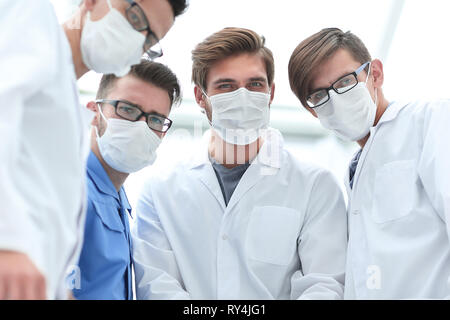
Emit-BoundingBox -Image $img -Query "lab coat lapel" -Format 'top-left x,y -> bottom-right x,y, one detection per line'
344,166 -> 352,200
351,101 -> 410,192
193,164 -> 227,210
189,131 -> 226,210
226,128 -> 283,212
225,162 -> 268,212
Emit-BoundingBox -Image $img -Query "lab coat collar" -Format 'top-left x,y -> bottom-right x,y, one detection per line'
375,101 -> 410,127
87,151 -> 132,216
188,128 -> 283,170
188,128 -> 284,211
345,102 -> 410,200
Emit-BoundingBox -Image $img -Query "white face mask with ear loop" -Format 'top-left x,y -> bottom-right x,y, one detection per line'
94,104 -> 162,174
81,0 -> 146,77
201,87 -> 271,146
314,62 -> 378,142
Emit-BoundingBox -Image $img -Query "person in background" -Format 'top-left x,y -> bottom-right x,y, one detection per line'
132,27 -> 348,300
73,60 -> 181,300
288,27 -> 450,299
0,0 -> 187,300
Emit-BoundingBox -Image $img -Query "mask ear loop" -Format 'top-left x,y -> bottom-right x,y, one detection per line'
200,88 -> 213,126
106,0 -> 113,10
94,102 -> 108,139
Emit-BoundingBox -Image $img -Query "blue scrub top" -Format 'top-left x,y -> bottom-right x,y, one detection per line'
73,151 -> 133,300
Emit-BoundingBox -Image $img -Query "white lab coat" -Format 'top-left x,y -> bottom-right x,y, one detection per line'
0,0 -> 88,299
344,100 -> 450,299
132,128 -> 347,300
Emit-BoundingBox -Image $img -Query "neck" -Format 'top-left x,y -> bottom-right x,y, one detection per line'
208,131 -> 263,169
62,10 -> 89,79
357,97 -> 390,149
91,132 -> 129,192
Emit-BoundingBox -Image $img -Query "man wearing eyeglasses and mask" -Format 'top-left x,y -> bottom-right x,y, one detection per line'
0,0 -> 187,300
72,60 -> 180,300
288,28 -> 450,299
132,27 -> 347,300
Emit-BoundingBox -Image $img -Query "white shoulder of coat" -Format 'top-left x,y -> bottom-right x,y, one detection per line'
281,148 -> 338,185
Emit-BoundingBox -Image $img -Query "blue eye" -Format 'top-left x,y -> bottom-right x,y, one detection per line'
117,103 -> 141,120
149,116 -> 163,125
314,92 -> 325,100
339,79 -> 351,87
334,75 -> 357,91
119,106 -> 134,114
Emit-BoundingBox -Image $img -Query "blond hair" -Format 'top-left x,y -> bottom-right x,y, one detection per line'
191,27 -> 274,90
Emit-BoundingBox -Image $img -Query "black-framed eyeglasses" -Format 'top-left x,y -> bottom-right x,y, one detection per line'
307,62 -> 370,108
124,0 -> 163,60
96,99 -> 173,133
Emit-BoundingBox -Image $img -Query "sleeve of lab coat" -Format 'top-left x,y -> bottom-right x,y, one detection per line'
131,182 -> 190,300
0,1 -> 57,257
291,169 -> 347,300
417,100 -> 450,298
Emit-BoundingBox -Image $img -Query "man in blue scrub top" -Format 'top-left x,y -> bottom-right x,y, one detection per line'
73,60 -> 181,300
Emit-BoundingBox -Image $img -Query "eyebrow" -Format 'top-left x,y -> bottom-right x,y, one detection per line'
212,77 -> 268,85
212,78 -> 237,85
248,77 -> 267,83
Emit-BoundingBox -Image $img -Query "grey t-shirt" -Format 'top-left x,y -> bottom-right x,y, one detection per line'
210,158 -> 251,206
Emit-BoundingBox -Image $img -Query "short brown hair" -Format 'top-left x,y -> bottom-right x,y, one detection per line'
288,28 -> 371,108
97,60 -> 181,107
191,27 -> 275,90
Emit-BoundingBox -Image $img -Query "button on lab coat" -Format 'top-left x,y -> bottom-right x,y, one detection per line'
132,128 -> 347,299
344,100 -> 450,299
0,0 -> 88,299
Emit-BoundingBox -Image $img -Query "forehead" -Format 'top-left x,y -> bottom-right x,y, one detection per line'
106,75 -> 171,116
206,53 -> 268,86
309,48 -> 363,91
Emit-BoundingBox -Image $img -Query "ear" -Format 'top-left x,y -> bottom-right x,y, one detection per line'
194,86 -> 208,110
87,101 -> 99,126
370,59 -> 384,89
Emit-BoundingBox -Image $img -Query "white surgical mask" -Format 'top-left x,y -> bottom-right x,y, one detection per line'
81,0 -> 145,77
315,64 -> 378,141
95,107 -> 161,173
205,87 -> 271,145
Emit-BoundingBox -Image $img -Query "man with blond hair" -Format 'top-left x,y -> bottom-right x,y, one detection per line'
132,27 -> 348,300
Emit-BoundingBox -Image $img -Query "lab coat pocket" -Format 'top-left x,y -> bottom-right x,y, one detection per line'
371,160 -> 417,223
247,206 -> 301,266
92,201 -> 124,233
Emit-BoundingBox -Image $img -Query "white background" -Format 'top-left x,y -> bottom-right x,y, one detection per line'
51,0 -> 450,210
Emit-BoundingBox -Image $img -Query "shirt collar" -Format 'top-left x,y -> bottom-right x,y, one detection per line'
189,128 -> 283,170
87,151 -> 132,217
119,187 -> 132,217
87,151 -> 122,201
